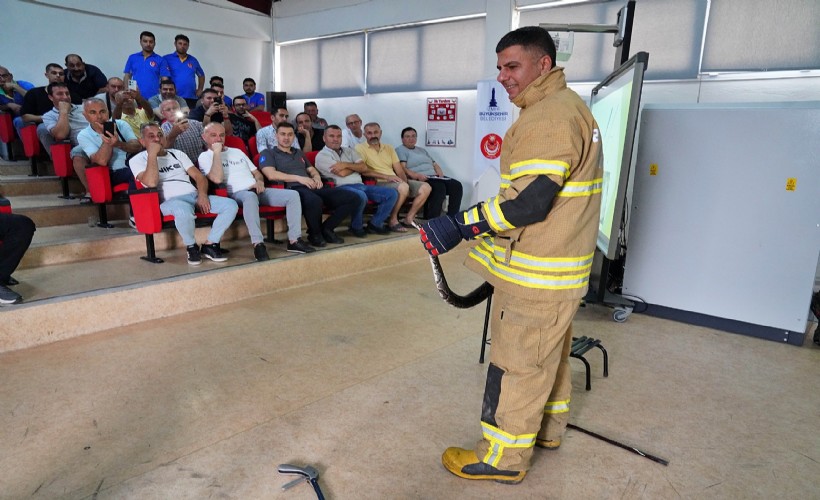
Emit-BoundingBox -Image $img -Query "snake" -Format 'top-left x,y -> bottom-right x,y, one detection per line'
413,221 -> 493,308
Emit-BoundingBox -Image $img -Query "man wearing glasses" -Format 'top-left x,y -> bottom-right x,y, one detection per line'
341,113 -> 365,148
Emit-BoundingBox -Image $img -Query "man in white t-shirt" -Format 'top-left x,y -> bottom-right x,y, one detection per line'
129,123 -> 238,265
198,123 -> 314,259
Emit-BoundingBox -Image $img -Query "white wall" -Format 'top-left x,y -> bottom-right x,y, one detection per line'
3,0 -> 272,99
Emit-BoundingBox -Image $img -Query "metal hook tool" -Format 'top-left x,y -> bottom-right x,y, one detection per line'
278,463 -> 325,500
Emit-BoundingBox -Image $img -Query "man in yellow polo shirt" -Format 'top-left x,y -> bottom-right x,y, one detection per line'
355,122 -> 430,232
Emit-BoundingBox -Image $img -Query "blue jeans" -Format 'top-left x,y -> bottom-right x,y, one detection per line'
231,188 -> 303,244
160,192 -> 238,247
338,183 -> 398,229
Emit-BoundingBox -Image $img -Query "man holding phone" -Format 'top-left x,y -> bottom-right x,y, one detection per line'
123,31 -> 171,99
77,98 -> 141,191
187,88 -> 233,135
159,98 -> 206,168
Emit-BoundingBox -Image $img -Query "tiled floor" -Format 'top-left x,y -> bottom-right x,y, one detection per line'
1,247 -> 818,499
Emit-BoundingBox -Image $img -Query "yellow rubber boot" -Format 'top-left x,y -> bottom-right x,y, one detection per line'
535,438 -> 561,450
441,447 -> 526,484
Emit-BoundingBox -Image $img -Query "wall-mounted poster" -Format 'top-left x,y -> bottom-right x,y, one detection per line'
426,97 -> 457,147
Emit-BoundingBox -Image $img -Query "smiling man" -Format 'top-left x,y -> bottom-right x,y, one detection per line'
419,26 -> 604,485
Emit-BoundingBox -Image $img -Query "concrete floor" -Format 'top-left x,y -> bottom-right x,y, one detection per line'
1,248 -> 818,499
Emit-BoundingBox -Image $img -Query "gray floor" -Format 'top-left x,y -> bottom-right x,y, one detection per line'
1,248 -> 818,499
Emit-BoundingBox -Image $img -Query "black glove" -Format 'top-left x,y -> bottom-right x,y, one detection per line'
419,204 -> 492,257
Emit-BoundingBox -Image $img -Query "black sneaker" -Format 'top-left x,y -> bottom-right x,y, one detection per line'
322,229 -> 345,244
366,222 -> 390,235
201,243 -> 228,262
349,226 -> 367,238
308,235 -> 326,247
186,244 -> 202,265
0,284 -> 22,305
2,276 -> 19,286
287,238 -> 316,254
254,243 -> 270,261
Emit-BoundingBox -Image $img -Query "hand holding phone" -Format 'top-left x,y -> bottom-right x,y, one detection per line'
128,80 -> 138,91
102,121 -> 116,137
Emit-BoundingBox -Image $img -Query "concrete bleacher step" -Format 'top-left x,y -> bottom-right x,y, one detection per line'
3,193 -> 129,228
0,174 -> 83,196
0,234 -> 422,354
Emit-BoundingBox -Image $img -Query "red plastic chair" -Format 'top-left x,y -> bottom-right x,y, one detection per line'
224,135 -> 249,156
0,113 -> 15,160
86,165 -> 131,228
50,142 -> 74,199
304,150 -> 318,165
250,110 -> 272,127
248,135 -> 258,159
20,123 -> 40,176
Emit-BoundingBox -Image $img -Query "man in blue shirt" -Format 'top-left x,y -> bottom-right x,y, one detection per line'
77,98 -> 141,191
241,78 -> 265,111
123,31 -> 171,99
0,66 -> 33,118
163,34 -> 205,109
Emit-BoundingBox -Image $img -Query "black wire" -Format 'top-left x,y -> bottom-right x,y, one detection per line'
618,293 -> 648,313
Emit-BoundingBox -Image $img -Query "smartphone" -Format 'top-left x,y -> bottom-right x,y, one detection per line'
103,121 -> 116,136
175,110 -> 188,120
214,96 -> 222,105
127,80 -> 138,91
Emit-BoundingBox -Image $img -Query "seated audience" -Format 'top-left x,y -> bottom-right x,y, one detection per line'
41,82 -> 91,192
64,54 -> 107,101
18,64 -> 79,140
159,98 -> 205,167
129,123 -> 238,265
303,101 -> 328,129
0,66 -> 34,118
77,98 -> 141,192
163,34 -> 205,108
96,77 -> 125,114
355,122 -> 431,231
258,122 -> 360,247
207,76 -> 232,107
198,123 -> 314,258
314,125 -> 398,236
0,207 -> 35,305
113,89 -> 153,136
123,31 -> 170,100
295,112 -> 324,153
228,95 -> 260,148
188,88 -> 233,134
255,105 -> 299,154
396,126 -> 463,218
148,80 -> 188,120
241,78 -> 264,111
341,113 -> 365,148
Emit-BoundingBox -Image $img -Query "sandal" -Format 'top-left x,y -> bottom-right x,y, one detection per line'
389,223 -> 408,233
400,219 -> 416,229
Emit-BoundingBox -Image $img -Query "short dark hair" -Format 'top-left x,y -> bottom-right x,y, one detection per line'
47,82 -> 68,95
45,63 -> 63,73
140,122 -> 161,135
495,26 -> 556,69
174,34 -> 189,43
276,121 -> 295,132
401,126 -> 417,138
272,105 -> 288,115
210,76 -> 223,85
202,88 -> 218,96
160,79 -> 175,87
64,54 -> 82,64
243,78 -> 255,85
304,101 -> 317,109
211,82 -> 224,90
295,112 -> 310,122
140,31 -> 156,40
325,124 -> 342,133
232,95 -> 247,104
